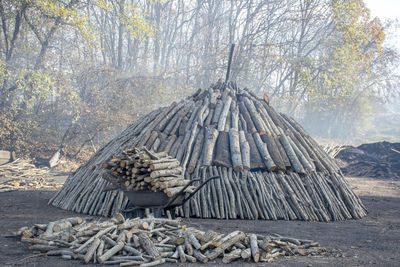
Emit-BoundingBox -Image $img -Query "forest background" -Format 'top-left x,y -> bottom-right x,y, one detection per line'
0,0 -> 399,167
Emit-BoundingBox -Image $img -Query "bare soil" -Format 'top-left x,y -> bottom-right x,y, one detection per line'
0,176 -> 399,266
336,142 -> 400,180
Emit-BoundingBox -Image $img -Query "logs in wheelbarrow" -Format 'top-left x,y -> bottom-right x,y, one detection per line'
122,176 -> 220,218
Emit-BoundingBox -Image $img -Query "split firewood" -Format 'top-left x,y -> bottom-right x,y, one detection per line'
241,247 -> 251,259
222,248 -> 242,263
0,159 -> 62,192
17,216 -> 327,265
100,147 -> 201,199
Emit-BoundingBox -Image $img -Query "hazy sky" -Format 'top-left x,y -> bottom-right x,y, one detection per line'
364,0 -> 400,19
364,0 -> 400,50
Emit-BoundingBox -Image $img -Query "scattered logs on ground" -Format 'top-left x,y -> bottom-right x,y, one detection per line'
101,147 -> 195,197
16,215 -> 328,266
0,159 -> 63,192
50,81 -> 366,221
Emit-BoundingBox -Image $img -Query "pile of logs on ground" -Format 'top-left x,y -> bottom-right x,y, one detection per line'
50,81 -> 366,221
0,159 -> 63,192
102,147 -> 195,197
16,215 -> 328,266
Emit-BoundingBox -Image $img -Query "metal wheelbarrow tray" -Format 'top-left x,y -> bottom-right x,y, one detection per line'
121,175 -> 219,218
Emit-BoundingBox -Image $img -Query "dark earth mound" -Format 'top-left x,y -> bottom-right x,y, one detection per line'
336,141 -> 400,179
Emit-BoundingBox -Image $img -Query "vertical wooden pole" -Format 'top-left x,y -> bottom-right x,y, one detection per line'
225,44 -> 235,83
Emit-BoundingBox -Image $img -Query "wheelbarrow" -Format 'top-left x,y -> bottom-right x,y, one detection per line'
121,175 -> 219,218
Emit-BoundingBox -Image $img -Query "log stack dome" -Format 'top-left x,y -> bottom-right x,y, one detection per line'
50,81 -> 367,221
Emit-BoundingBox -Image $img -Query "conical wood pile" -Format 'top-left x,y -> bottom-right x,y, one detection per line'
50,81 -> 367,221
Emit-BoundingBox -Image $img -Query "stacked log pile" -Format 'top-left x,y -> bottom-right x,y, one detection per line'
16,215 -> 328,265
0,159 -> 63,192
50,81 -> 367,221
101,147 -> 195,197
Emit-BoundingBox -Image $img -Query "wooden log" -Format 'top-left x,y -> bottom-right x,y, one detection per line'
274,135 -> 291,168
238,113 -> 247,132
248,173 -> 272,220
279,135 -> 305,173
169,136 -> 183,158
96,239 -> 105,258
52,221 -> 72,233
162,135 -> 177,154
239,131 -> 250,170
145,131 -> 159,149
187,232 -> 201,250
164,186 -> 195,198
75,225 -> 116,253
204,107 -> 214,127
138,233 -> 161,260
253,132 -> 276,171
210,168 -> 221,218
287,135 -> 315,172
233,173 -> 252,219
202,126 -> 219,166
193,249 -> 208,263
241,174 -> 259,219
256,103 -> 280,136
184,236 -> 194,256
238,100 -> 257,133
177,245 -> 186,263
84,237 -> 100,263
229,128 -> 243,172
221,167 -> 237,218
158,179 -> 189,189
180,122 -> 199,172
249,234 -> 260,262
209,91 -> 220,108
150,168 -> 182,178
245,133 -> 264,169
222,249 -> 242,263
206,232 -> 245,260
150,161 -> 180,171
261,134 -> 286,171
98,241 -> 124,264
205,168 -> 216,218
187,128 -> 204,174
242,97 -> 266,133
279,172 -> 309,220
211,99 -> 224,125
184,104 -> 201,133
292,131 -> 325,172
216,231 -> 242,246
156,102 -> 184,132
197,98 -> 210,127
241,248 -> 251,259
217,96 -> 232,131
261,102 -> 286,131
164,105 -> 190,135
228,168 -> 244,219
213,131 -> 231,168
185,254 -> 197,263
231,105 -> 239,130
247,174 -> 266,219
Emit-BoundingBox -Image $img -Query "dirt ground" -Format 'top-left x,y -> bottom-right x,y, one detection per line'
0,176 -> 399,267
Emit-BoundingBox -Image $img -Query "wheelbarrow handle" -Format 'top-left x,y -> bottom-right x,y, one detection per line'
181,175 -> 220,205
